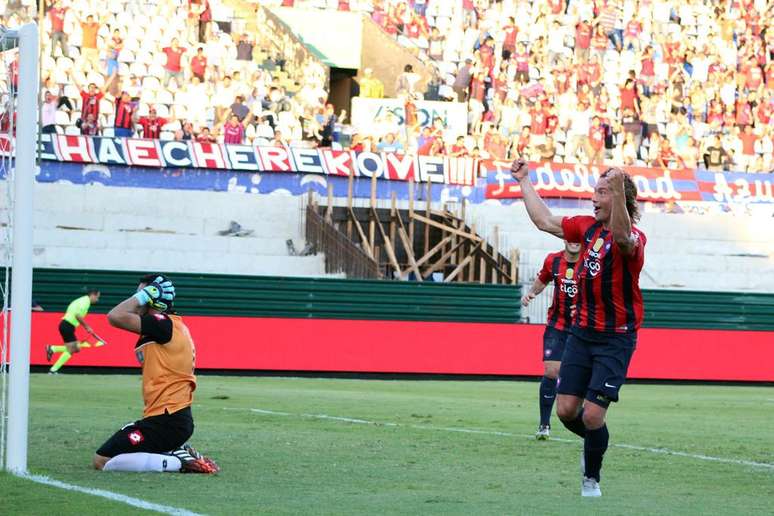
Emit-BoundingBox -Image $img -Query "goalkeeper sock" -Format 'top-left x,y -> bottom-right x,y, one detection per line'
50,351 -> 71,372
78,341 -> 91,349
538,376 -> 557,427
50,345 -> 67,353
103,453 -> 182,473
560,407 -> 586,438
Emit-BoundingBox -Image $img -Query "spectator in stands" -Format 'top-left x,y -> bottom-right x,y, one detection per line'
176,121 -> 195,141
377,132 -> 403,153
75,74 -> 113,131
221,115 -> 247,144
80,15 -> 102,72
229,96 -> 250,123
41,87 -> 74,134
704,135 -> 730,172
359,68 -> 384,99
235,34 -> 255,64
395,64 -> 420,97
189,0 -> 212,43
196,126 -> 217,143
190,47 -> 208,82
105,29 -> 123,77
162,38 -> 187,88
588,116 -> 606,164
41,91 -> 61,135
452,59 -> 473,102
112,91 -> 137,138
80,113 -> 100,136
138,107 -> 170,140
48,0 -> 68,57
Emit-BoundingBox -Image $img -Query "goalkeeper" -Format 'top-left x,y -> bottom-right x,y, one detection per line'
46,289 -> 103,374
93,274 -> 219,474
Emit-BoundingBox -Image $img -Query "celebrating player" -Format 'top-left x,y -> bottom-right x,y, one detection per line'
510,159 -> 646,497
46,289 -> 103,374
93,274 -> 219,474
521,241 -> 580,440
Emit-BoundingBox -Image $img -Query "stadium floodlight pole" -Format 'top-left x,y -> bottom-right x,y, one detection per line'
5,22 -> 39,474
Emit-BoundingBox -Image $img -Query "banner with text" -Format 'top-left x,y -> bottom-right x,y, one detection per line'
36,134 -> 478,186
351,97 -> 469,140
482,160 -> 774,205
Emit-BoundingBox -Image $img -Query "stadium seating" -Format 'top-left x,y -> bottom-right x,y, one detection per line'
271,0 -> 773,172
33,0 -> 310,143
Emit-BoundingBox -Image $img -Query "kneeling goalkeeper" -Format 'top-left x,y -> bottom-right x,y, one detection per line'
93,274 -> 219,474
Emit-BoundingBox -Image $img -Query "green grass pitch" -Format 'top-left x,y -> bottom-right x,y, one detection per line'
1,373 -> 773,515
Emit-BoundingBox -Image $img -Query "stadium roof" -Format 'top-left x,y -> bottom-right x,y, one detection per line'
270,8 -> 362,70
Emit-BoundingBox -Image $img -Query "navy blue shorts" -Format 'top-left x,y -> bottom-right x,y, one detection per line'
556,330 -> 637,408
542,326 -> 570,362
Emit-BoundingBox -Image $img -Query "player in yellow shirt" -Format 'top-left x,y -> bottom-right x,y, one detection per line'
45,289 -> 103,374
92,274 -> 218,474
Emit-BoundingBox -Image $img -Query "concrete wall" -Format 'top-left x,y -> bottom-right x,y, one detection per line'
359,15 -> 434,98
0,183 -> 329,277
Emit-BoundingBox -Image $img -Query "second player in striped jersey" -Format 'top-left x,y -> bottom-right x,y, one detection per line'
522,241 -> 581,440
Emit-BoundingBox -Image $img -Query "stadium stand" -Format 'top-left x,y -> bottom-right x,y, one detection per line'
262,0 -> 773,172
0,0 -> 762,172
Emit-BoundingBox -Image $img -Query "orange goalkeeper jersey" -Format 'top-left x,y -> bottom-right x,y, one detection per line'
135,313 -> 197,418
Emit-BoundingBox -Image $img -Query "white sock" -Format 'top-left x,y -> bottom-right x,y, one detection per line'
103,453 -> 182,473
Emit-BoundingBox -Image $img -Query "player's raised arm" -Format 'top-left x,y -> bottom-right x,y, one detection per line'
510,159 -> 565,238
604,168 -> 636,256
107,296 -> 144,334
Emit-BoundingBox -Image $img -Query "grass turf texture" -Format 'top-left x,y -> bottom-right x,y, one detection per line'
2,374 -> 772,515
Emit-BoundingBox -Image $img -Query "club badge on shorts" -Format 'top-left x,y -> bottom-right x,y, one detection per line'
128,429 -> 144,446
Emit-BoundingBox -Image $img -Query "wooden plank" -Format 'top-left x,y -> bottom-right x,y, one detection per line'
511,249 -> 519,284
492,225 -> 500,283
349,207 -> 373,258
422,239 -> 467,279
398,227 -> 422,281
325,182 -> 333,222
411,213 -> 482,242
373,207 -> 401,278
444,243 -> 481,282
408,178 -> 415,244
346,172 -> 354,239
369,174 -> 377,251
415,234 -> 453,268
424,181 -> 431,256
467,223 -> 477,282
390,192 -> 397,257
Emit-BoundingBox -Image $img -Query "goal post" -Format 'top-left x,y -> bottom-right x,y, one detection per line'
3,22 -> 39,474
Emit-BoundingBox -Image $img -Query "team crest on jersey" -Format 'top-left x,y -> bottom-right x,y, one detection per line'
564,268 -> 574,279
128,430 -> 144,446
592,238 -> 604,252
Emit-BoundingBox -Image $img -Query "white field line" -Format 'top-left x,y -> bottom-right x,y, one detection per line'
231,407 -> 774,471
18,473 -> 204,516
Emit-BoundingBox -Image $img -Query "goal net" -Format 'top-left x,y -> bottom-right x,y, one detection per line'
0,23 -> 38,474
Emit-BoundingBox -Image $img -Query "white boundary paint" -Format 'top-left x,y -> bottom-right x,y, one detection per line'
229,407 -> 774,471
18,473 -> 203,516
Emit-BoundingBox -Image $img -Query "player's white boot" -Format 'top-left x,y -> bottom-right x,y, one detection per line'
535,424 -> 550,440
581,477 -> 602,497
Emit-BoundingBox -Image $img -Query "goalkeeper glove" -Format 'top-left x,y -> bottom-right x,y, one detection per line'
134,276 -> 175,311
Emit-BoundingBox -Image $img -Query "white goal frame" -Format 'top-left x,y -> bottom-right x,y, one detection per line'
2,22 -> 39,474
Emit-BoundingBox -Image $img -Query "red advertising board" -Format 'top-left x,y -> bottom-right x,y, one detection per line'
26,312 -> 774,382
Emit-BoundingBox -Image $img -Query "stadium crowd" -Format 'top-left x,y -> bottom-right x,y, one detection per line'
277,0 -> 773,173
2,0 -> 772,173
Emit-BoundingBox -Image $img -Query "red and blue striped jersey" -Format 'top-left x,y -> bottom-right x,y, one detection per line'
562,215 -> 646,334
537,251 -> 579,331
